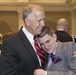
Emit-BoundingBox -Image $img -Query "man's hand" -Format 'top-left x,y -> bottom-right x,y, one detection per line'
34,69 -> 46,75
74,52 -> 76,57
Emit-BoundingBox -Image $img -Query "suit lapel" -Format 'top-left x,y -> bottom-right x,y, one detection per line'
46,41 -> 63,70
55,41 -> 63,56
17,29 -> 40,65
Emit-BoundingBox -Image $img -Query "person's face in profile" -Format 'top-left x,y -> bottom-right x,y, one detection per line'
26,10 -> 45,35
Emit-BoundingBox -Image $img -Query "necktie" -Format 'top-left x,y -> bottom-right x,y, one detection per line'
34,36 -> 45,67
50,53 -> 61,64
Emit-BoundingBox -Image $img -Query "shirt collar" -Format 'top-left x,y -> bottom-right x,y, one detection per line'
22,26 -> 34,43
57,29 -> 64,31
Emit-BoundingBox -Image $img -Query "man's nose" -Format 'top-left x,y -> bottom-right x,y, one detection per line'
41,20 -> 45,26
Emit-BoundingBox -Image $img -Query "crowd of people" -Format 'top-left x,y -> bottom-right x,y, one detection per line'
0,4 -> 76,75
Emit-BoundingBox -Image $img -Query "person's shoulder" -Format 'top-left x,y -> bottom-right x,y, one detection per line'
55,31 -> 65,35
61,42 -> 75,49
62,42 -> 73,45
3,31 -> 19,43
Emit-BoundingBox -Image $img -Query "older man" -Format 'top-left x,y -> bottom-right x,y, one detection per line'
1,4 -> 46,75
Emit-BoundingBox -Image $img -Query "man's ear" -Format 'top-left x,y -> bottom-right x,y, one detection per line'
25,18 -> 30,26
53,34 -> 57,41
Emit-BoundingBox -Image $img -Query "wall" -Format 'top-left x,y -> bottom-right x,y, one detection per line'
0,11 -> 18,34
0,0 -> 65,3
45,12 -> 71,33
0,11 -> 72,34
0,0 -> 76,36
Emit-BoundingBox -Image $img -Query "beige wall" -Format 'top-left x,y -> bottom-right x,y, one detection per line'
0,0 -> 16,2
30,0 -> 65,3
45,12 -> 71,34
0,0 -> 65,3
0,11 -> 73,35
0,1 -> 76,36
0,11 -> 18,34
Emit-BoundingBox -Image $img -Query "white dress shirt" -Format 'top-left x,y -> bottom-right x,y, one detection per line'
22,26 -> 41,66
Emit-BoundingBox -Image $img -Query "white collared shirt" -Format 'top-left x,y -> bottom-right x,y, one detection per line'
22,26 -> 41,66
22,26 -> 35,49
57,29 -> 64,31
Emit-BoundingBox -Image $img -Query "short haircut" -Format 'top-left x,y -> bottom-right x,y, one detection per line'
57,18 -> 68,27
37,26 -> 54,38
22,4 -> 44,21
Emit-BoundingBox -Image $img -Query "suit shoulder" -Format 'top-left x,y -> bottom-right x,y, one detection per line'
3,30 -> 23,44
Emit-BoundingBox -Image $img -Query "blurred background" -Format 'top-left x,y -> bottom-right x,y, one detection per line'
0,0 -> 76,36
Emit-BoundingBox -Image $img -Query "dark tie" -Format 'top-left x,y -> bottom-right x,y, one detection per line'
50,53 -> 61,64
34,36 -> 45,67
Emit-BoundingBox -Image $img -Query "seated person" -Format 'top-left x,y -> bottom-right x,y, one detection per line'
34,26 -> 76,75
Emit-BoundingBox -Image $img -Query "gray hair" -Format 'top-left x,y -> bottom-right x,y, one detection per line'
37,26 -> 54,38
22,4 -> 44,21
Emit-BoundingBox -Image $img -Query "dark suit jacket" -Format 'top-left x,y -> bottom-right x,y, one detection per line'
55,30 -> 73,42
46,42 -> 76,75
0,44 -> 2,50
1,28 -> 48,75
